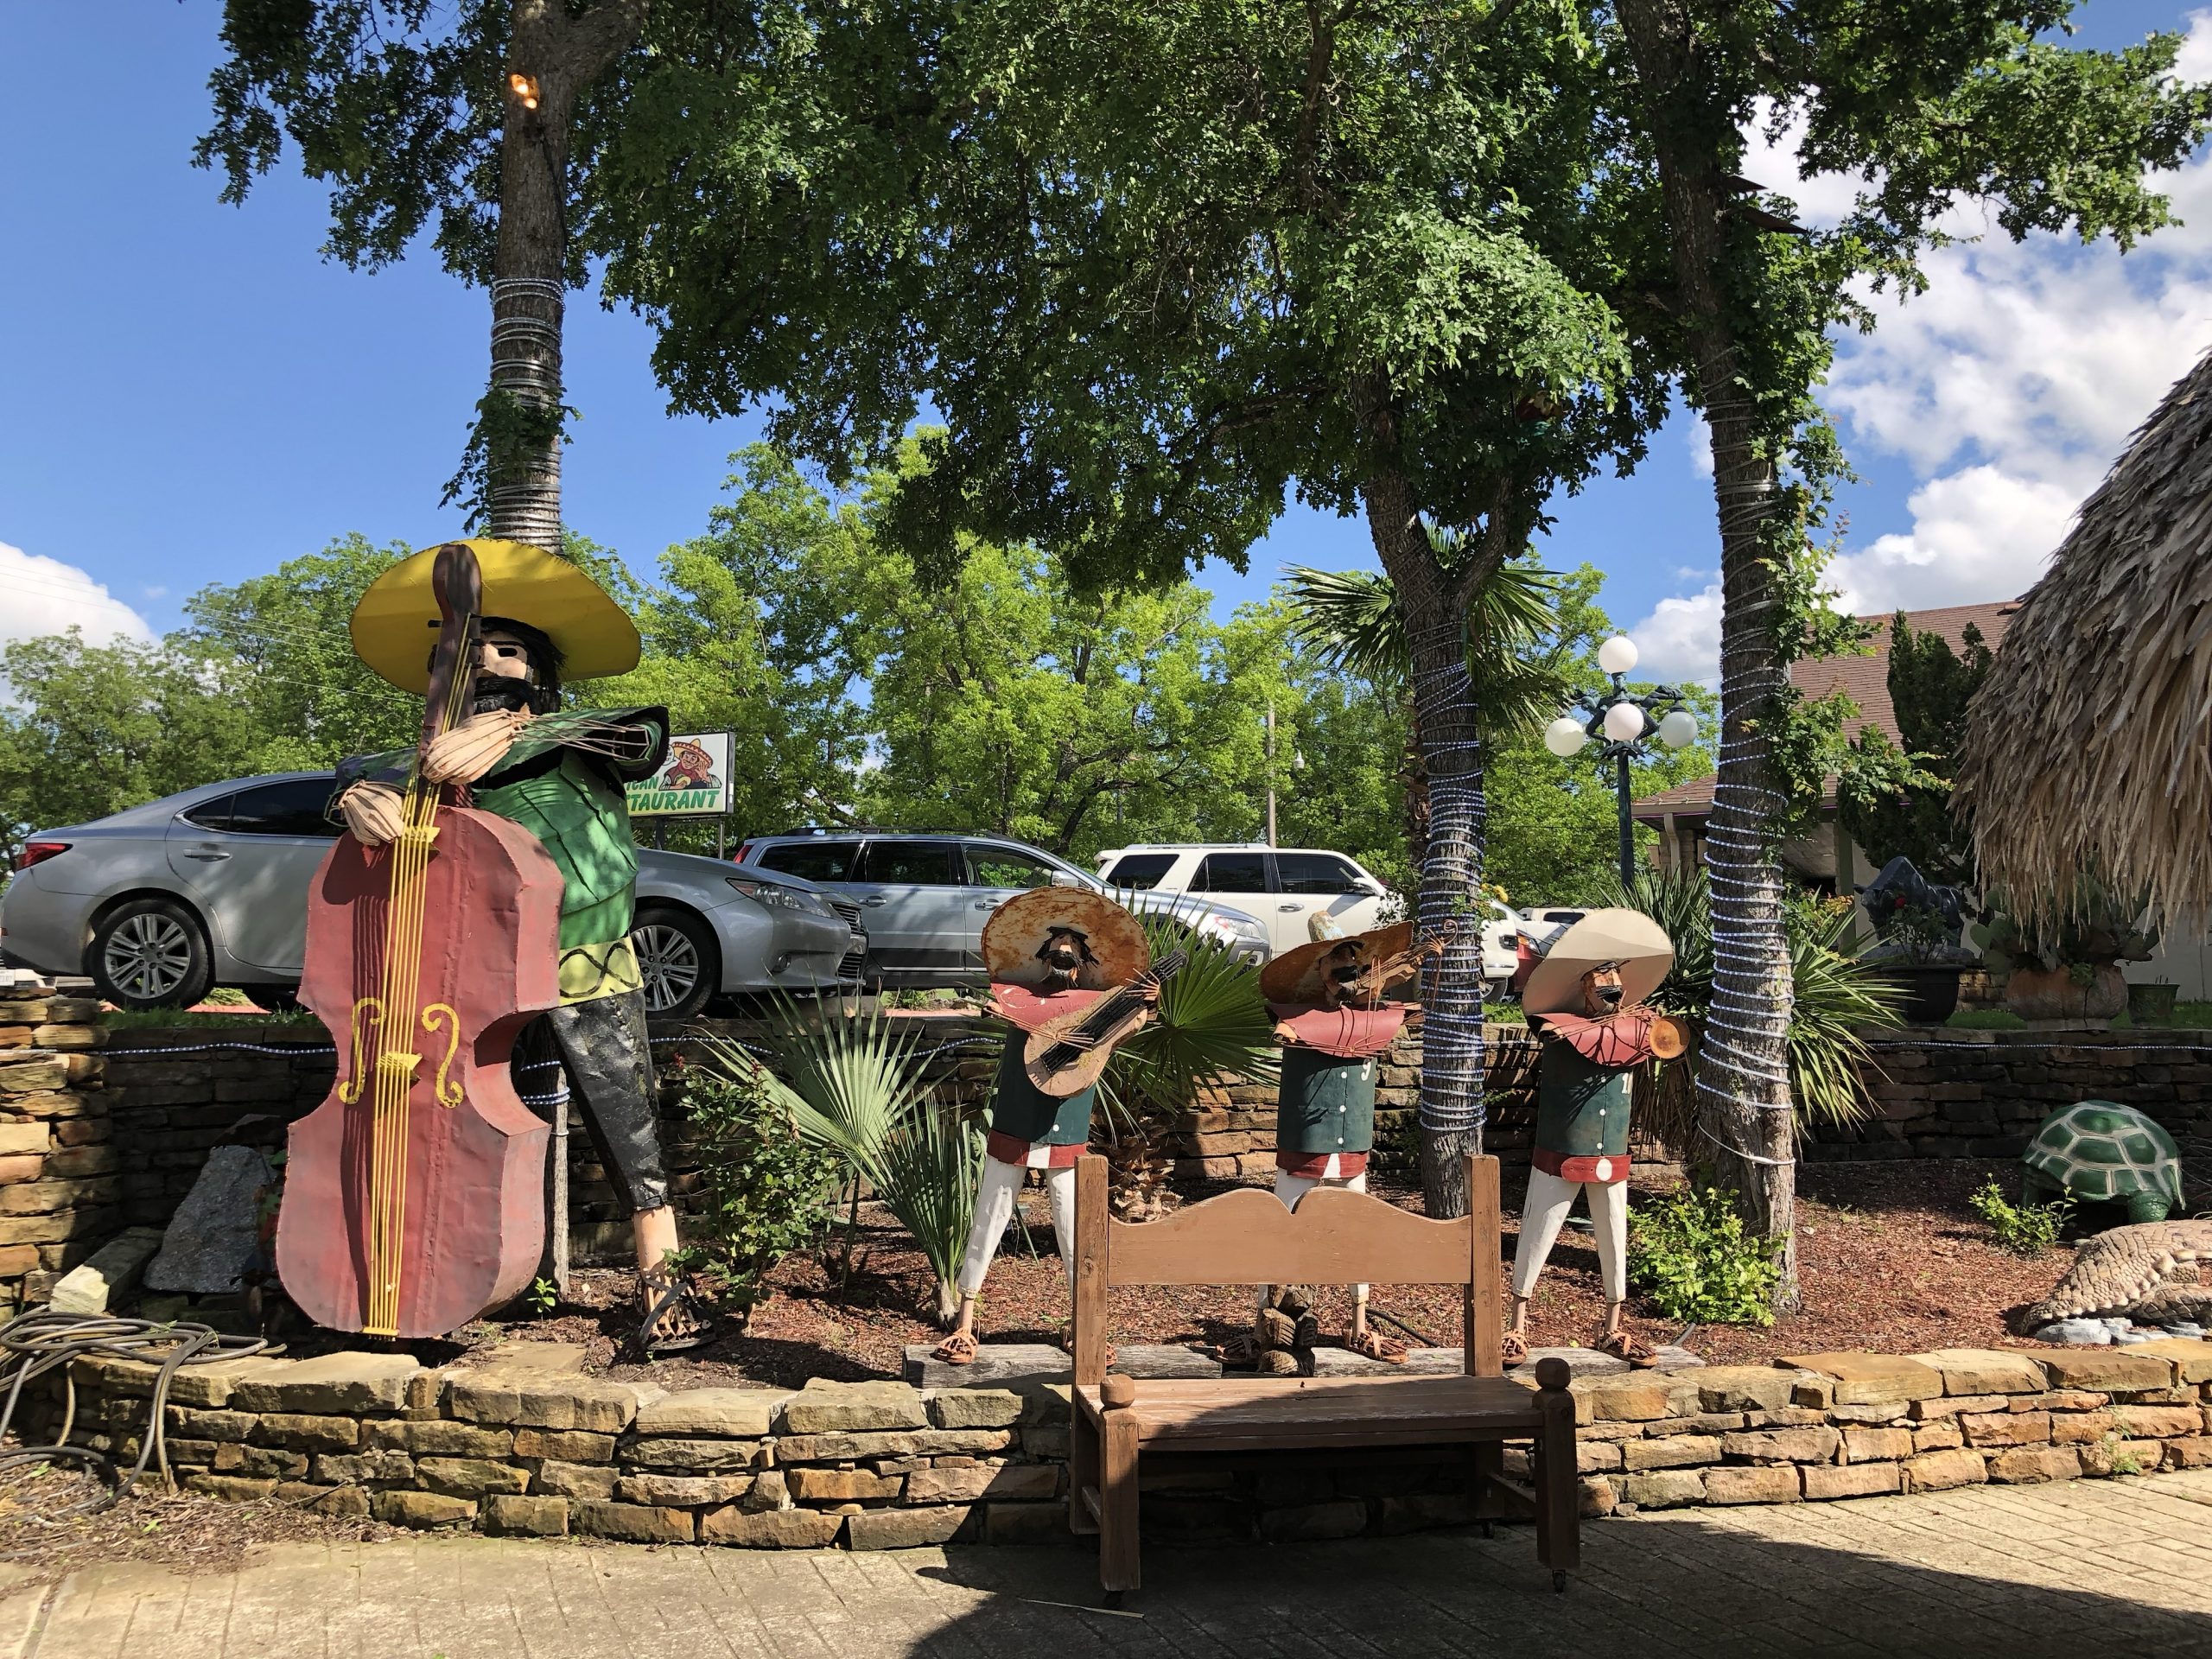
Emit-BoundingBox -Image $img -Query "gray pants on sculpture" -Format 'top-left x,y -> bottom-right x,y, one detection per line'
957,1158 -> 1076,1298
1511,1167 -> 1629,1302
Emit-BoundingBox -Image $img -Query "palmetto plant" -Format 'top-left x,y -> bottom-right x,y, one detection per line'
1098,912 -> 1280,1133
1595,868 -> 1899,1160
694,1001 -> 983,1323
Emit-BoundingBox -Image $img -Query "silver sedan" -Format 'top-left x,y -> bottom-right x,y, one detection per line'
0,772 -> 866,1019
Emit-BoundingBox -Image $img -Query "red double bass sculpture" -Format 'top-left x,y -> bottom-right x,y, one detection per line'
278,543 -> 561,1337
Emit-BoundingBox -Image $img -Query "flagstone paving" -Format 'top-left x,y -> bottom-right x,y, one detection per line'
8,1469 -> 2212,1658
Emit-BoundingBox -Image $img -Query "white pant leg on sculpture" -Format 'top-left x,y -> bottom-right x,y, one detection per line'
1585,1175 -> 1629,1303
956,1158 -> 1026,1299
1042,1162 -> 1077,1288
1265,1168 -> 1370,1303
1510,1166 -> 1584,1300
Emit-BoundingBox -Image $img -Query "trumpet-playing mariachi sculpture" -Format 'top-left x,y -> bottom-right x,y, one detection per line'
934,887 -> 1160,1365
1505,907 -> 1684,1369
282,539 -> 708,1351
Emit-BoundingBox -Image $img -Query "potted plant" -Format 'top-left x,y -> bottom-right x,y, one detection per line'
1971,876 -> 2158,1030
1857,857 -> 1977,1024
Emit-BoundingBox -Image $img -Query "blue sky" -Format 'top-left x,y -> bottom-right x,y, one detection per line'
3,3 -> 2208,683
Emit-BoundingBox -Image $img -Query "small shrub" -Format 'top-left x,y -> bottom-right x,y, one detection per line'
1627,1187 -> 1786,1327
1968,1178 -> 2069,1256
678,1065 -> 842,1317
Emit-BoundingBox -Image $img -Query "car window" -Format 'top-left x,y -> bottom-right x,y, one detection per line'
1274,852 -> 1362,894
1101,851 -> 1176,891
861,841 -> 965,886
968,845 -> 1058,890
180,793 -> 238,831
758,842 -> 856,882
1192,851 -> 1269,893
226,779 -> 342,838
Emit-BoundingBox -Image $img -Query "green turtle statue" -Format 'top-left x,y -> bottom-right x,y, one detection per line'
2022,1100 -> 2183,1224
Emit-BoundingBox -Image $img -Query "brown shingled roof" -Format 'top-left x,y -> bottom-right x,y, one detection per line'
1630,599 -> 2021,823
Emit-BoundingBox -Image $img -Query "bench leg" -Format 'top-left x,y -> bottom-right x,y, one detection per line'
1099,1412 -> 1141,1595
1533,1394 -> 1580,1580
1070,1404 -> 1101,1535
1470,1440 -> 1503,1535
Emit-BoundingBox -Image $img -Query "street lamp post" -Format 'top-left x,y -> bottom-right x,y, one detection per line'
1543,635 -> 1700,887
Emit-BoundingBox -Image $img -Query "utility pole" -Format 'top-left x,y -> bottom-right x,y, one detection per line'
1264,701 -> 1278,847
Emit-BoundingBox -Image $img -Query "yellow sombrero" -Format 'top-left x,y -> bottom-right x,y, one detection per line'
351,538 -> 641,694
1261,921 -> 1414,1005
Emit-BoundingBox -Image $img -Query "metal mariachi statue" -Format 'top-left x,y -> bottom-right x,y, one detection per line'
1505,908 -> 1682,1368
934,887 -> 1170,1365
1229,923 -> 1439,1368
283,538 -> 708,1351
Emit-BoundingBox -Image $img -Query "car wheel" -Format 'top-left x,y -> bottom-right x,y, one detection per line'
631,906 -> 720,1021
92,898 -> 213,1010
251,983 -> 303,1014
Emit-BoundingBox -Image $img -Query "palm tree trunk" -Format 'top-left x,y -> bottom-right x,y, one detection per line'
486,1 -> 652,552
1616,0 -> 1799,1305
1362,466 -> 1487,1219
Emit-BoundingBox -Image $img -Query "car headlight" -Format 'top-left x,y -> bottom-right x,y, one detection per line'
727,877 -> 823,913
1198,912 -> 1267,945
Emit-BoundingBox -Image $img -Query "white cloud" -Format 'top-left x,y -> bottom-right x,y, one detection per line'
0,540 -> 154,652
1685,416 -> 1713,478
1630,10 -> 2212,677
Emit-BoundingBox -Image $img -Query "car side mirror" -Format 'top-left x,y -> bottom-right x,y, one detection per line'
1357,877 -> 1386,896
1050,871 -> 1084,890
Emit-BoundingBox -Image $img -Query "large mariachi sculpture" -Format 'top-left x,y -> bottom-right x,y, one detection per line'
281,539 -> 708,1351
934,887 -> 1171,1365
1227,922 -> 1440,1369
1505,908 -> 1683,1368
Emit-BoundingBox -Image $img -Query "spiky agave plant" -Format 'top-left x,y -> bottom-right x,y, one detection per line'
693,999 -> 985,1323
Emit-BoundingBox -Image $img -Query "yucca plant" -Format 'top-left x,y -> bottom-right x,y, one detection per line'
1592,868 -> 1899,1161
693,999 -> 985,1324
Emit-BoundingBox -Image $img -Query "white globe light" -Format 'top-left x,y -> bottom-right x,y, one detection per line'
1602,701 -> 1646,743
1543,716 -> 1589,758
1597,635 -> 1640,676
1657,709 -> 1699,749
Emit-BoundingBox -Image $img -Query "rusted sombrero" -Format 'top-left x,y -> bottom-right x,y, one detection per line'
1518,908 -> 1673,1020
1261,920 -> 1414,1005
981,887 -> 1150,989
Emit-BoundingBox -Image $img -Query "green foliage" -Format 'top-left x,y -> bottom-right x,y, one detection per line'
676,1062 -> 842,1313
1100,918 -> 1276,1133
1972,877 -> 2160,978
523,1277 -> 559,1316
1838,616 -> 1996,887
1628,1188 -> 1787,1328
1968,1179 -> 2070,1258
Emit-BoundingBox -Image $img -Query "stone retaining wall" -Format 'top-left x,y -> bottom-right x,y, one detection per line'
1807,1027 -> 2212,1162
48,1338 -> 2212,1548
0,984 -> 117,1310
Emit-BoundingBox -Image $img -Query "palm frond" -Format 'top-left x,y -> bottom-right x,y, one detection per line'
1283,567 -> 1406,686
870,1101 -> 984,1322
1102,915 -> 1277,1133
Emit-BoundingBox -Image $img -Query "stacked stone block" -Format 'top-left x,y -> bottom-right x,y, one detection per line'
0,979 -> 116,1309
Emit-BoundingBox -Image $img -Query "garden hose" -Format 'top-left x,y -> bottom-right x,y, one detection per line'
0,1309 -> 274,1517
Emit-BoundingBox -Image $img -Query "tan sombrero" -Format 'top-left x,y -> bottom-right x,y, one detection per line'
1519,908 -> 1673,1020
981,887 -> 1150,989
1261,920 -> 1414,1005
352,538 -> 642,695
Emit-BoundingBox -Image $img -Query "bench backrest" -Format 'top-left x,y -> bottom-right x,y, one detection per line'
1071,1153 -> 1503,1386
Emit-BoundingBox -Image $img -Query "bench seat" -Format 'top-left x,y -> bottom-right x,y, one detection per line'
1073,1374 -> 1545,1452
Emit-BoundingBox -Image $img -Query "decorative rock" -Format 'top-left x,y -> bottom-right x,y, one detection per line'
374,1490 -> 476,1529
1803,1462 -> 1900,1500
365,1420 -> 513,1458
1777,1353 -> 1942,1406
486,1495 -> 570,1536
925,1389 -> 1025,1431
232,1351 -> 423,1414
902,1343 -> 1220,1389
448,1375 -> 643,1433
1910,1349 -> 2047,1396
2048,1411 -> 2116,1445
845,1505 -> 973,1549
1719,1427 -> 1839,1465
182,1473 -> 276,1503
512,1429 -> 615,1463
575,1501 -> 695,1543
2121,1338 -> 2212,1385
906,1463 -> 1058,1504
144,1146 -> 274,1294
2114,1329 -> 2164,1344
476,1342 -> 588,1375
617,1473 -> 753,1507
1694,1367 -> 1804,1413
2031,1319 -> 2113,1345
742,1470 -> 789,1512
1904,1448 -> 1989,1492
632,1388 -> 789,1439
416,1457 -> 531,1497
1702,1465 -> 1802,1505
275,1482 -> 370,1519
48,1227 -> 164,1314
771,1429 -> 1010,1464
1958,1412 -> 2050,1447
1621,1437 -> 1722,1472
699,1505 -> 842,1548
1841,1427 -> 1915,1463
314,1450 -> 414,1484
779,1381 -> 928,1435
1572,1376 -> 1672,1424
257,1413 -> 359,1451
2034,1349 -> 2173,1392
532,1461 -> 619,1500
622,1437 -> 764,1473
2108,1404 -> 2202,1439
1986,1445 -> 2081,1484
787,1467 -> 901,1503
1620,1470 -> 1704,1510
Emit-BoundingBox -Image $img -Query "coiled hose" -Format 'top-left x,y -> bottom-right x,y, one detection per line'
0,1308 -> 275,1516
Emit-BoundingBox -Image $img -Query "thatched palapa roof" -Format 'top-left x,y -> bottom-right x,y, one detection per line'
1958,349 -> 2212,925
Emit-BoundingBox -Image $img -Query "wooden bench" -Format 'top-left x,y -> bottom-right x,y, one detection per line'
1068,1152 -> 1579,1599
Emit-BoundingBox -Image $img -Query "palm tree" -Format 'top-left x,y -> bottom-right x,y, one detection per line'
1284,544 -> 1566,1216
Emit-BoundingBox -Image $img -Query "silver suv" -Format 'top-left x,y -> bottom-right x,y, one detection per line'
734,829 -> 1272,987
2,773 -> 866,1020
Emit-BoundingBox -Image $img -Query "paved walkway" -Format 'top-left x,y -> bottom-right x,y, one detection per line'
9,1471 -> 2212,1659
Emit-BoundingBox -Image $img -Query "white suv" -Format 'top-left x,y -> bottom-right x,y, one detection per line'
1092,843 -> 1395,957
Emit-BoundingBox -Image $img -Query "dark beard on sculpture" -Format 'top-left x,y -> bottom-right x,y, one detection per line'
470,674 -> 538,716
1039,956 -> 1082,990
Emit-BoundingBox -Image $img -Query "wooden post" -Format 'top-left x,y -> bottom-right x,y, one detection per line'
1465,1154 -> 1503,1376
1532,1355 -> 1579,1582
1099,1405 -> 1142,1594
1073,1154 -> 1110,1388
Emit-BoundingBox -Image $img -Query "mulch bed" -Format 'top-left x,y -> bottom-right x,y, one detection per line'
427,1158 -> 2090,1386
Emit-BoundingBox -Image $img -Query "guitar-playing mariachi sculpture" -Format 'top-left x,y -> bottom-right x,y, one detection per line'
1024,948 -> 1189,1096
281,543 -> 561,1338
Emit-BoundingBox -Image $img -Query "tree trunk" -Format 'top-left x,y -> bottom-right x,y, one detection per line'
487,1 -> 652,553
1362,465 -> 1487,1220
1616,0 -> 1800,1306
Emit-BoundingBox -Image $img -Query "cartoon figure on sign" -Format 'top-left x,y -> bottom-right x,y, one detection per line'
660,737 -> 716,791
